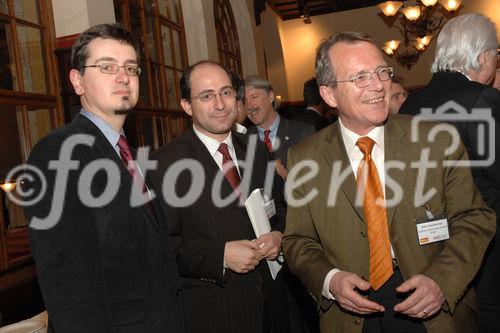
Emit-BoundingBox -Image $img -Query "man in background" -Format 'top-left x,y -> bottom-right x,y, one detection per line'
245,75 -> 314,179
294,77 -> 332,131
25,24 -> 184,332
388,77 -> 407,114
400,14 -> 500,331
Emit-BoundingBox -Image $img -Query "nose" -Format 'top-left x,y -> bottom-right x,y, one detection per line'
115,67 -> 130,84
368,73 -> 384,91
213,92 -> 225,110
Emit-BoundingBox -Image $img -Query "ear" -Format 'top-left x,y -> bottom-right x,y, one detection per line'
319,85 -> 338,108
268,90 -> 275,104
180,99 -> 193,117
478,50 -> 490,71
69,69 -> 84,96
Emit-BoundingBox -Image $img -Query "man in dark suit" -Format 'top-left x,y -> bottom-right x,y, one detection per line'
282,31 -> 495,333
23,24 -> 184,332
294,77 -> 333,131
245,75 -> 314,180
151,60 -> 289,333
400,13 -> 500,332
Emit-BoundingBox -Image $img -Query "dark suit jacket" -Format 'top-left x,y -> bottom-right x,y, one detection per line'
293,108 -> 331,132
282,115 -> 496,333
248,117 -> 314,168
25,114 -> 184,332
150,129 -> 289,333
400,71 -> 500,304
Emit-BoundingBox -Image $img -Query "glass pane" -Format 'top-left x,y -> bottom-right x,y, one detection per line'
141,116 -> 155,149
27,108 -> 53,148
172,29 -> 183,69
166,68 -> 177,110
158,0 -> 178,22
152,63 -> 163,107
138,60 -> 150,106
0,0 -> 7,13
0,105 -> 24,180
130,2 -> 145,59
156,117 -> 165,147
167,0 -> 179,23
161,25 -> 173,67
0,20 -> 17,90
14,0 -> 40,24
145,14 -> 157,62
17,25 -> 47,93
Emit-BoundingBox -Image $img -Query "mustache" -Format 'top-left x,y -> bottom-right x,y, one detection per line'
246,107 -> 260,115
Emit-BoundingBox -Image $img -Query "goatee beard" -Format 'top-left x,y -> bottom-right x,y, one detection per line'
114,109 -> 130,115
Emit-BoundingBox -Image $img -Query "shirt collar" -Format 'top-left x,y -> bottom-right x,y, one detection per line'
338,117 -> 384,154
192,125 -> 235,158
257,113 -> 280,136
80,109 -> 123,148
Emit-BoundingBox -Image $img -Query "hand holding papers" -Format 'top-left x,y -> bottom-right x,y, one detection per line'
245,189 -> 282,279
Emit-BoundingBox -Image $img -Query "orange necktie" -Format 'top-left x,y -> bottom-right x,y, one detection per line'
356,136 -> 393,290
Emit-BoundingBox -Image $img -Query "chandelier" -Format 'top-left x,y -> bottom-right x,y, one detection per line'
378,0 -> 462,69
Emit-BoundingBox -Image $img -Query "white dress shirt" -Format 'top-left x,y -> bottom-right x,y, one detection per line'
322,119 -> 387,300
192,125 -> 241,176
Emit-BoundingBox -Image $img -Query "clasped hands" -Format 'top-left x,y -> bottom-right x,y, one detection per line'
223,231 -> 282,274
330,271 -> 445,319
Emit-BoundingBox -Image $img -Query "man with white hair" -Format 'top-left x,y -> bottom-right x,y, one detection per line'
400,13 -> 500,331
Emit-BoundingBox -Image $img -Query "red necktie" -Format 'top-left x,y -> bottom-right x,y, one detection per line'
264,129 -> 273,152
356,136 -> 393,290
217,143 -> 241,196
117,135 -> 152,210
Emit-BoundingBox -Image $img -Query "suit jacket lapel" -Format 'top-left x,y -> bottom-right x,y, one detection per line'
75,115 -> 160,230
384,116 -> 410,227
322,123 -> 364,221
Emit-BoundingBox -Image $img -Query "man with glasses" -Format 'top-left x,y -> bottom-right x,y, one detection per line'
150,60 -> 289,333
282,31 -> 495,333
389,77 -> 408,114
400,14 -> 500,331
25,24 -> 184,331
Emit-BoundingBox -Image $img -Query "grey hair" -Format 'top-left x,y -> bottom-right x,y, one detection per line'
244,75 -> 279,110
315,31 -> 374,88
432,13 -> 498,73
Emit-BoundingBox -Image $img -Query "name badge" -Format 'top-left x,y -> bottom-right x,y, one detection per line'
416,214 -> 449,245
264,199 -> 276,219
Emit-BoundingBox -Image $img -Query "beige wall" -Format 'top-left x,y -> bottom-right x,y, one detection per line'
52,0 -> 115,37
266,0 -> 500,101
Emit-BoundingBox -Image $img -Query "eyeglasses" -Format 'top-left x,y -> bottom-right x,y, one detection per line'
80,63 -> 141,76
191,87 -> 236,103
331,66 -> 394,88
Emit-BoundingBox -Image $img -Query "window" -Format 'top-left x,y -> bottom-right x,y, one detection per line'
0,0 -> 62,270
114,0 -> 190,147
214,0 -> 242,75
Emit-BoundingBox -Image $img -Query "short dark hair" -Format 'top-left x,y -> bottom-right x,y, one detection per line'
303,78 -> 322,106
71,23 -> 140,74
231,72 -> 245,102
180,60 -> 232,102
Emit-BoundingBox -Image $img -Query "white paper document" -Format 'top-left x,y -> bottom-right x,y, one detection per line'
245,188 -> 282,279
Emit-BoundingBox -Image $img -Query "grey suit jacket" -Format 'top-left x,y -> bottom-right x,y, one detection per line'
248,117 -> 314,167
282,114 -> 495,333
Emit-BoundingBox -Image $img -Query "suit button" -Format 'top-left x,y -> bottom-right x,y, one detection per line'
176,288 -> 182,296
360,231 -> 366,238
354,319 -> 361,326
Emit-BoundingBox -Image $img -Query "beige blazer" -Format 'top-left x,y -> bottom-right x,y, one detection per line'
282,114 -> 495,333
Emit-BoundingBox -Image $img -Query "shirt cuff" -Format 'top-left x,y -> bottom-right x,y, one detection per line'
322,268 -> 341,300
